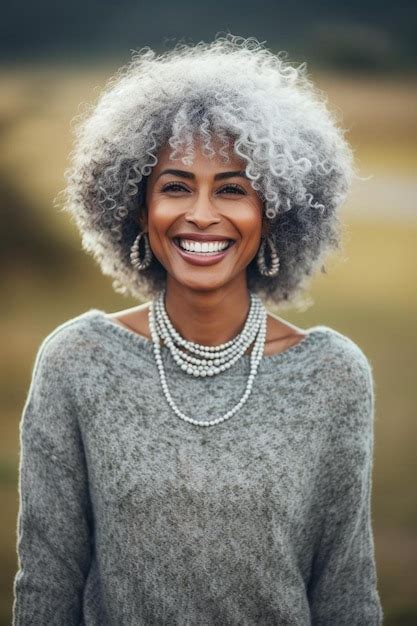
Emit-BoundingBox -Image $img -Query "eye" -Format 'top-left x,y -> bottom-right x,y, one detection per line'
218,184 -> 246,195
161,182 -> 189,193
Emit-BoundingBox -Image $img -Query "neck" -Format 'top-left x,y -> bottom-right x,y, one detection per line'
164,276 -> 252,346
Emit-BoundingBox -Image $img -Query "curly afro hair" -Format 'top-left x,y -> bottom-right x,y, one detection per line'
60,33 -> 356,309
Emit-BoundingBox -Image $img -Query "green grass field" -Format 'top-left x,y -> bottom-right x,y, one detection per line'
0,65 -> 416,625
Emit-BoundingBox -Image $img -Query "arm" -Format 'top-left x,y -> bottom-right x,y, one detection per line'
307,343 -> 384,625
12,329 -> 93,625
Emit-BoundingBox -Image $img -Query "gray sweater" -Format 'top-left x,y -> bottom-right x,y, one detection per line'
13,308 -> 383,625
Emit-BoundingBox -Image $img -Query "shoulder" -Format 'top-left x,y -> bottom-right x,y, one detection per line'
21,315 -> 102,455
313,324 -> 373,386
266,314 -> 373,385
31,309 -> 105,381
106,302 -> 151,338
313,325 -> 375,435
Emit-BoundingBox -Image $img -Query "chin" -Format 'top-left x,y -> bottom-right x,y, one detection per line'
168,271 -> 236,293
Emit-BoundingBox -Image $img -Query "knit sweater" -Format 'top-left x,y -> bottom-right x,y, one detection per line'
13,308 -> 383,625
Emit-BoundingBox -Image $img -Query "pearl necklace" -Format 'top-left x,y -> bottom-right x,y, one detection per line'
148,290 -> 267,427
154,291 -> 264,376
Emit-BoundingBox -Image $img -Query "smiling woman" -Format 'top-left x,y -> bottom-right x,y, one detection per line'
13,34 -> 383,625
59,34 -> 356,307
143,141 -> 264,292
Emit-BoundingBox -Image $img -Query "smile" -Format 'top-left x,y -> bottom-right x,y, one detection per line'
172,238 -> 236,266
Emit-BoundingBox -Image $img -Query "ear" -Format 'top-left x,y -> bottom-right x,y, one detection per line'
137,207 -> 148,232
260,218 -> 270,239
259,202 -> 270,239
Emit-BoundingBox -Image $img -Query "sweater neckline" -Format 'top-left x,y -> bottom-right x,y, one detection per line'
85,308 -> 329,373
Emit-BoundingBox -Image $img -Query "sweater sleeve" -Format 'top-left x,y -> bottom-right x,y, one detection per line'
12,327 -> 93,625
307,341 -> 384,625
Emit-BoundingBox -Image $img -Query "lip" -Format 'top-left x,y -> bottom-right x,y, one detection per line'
173,233 -> 235,242
172,238 -> 235,266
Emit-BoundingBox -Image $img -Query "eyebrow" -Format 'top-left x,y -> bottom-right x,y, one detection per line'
155,168 -> 248,182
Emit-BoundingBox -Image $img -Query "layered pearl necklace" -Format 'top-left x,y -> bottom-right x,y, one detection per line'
148,290 -> 267,427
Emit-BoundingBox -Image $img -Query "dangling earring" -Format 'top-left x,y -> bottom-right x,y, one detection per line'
257,236 -> 280,277
130,230 -> 153,271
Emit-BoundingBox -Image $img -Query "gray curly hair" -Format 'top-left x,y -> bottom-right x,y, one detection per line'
60,34 -> 356,309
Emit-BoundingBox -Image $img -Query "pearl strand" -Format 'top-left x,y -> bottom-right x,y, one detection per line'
154,292 -> 264,377
148,293 -> 268,427
155,291 -> 261,356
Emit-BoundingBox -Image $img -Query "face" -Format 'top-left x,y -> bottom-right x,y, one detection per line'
142,137 -> 264,293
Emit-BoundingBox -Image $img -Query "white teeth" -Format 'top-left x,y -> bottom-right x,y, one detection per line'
177,239 -> 231,254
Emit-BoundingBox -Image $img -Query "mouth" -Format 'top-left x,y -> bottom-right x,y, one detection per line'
172,237 -> 236,266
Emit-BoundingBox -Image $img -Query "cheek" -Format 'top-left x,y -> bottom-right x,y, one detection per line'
232,204 -> 263,238
147,196 -> 263,242
147,202 -> 177,236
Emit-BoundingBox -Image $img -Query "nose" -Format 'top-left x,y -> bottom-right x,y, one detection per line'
184,194 -> 221,229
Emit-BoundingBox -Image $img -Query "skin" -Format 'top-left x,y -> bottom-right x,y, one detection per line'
108,138 -> 307,356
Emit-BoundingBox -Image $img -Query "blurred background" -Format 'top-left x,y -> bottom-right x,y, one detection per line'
1,1 -> 416,623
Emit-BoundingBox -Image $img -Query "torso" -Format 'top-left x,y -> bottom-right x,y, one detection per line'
107,302 -> 308,357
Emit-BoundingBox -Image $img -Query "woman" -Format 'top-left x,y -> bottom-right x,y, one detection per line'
13,35 -> 383,624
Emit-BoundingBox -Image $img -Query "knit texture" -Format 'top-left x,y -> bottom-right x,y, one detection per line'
13,308 -> 383,625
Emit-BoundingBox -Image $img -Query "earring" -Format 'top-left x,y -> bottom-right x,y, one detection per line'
257,236 -> 280,277
130,231 -> 153,271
